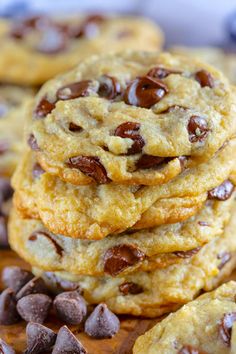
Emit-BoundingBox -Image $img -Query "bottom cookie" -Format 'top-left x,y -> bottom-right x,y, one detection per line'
133,281 -> 236,354
33,204 -> 236,317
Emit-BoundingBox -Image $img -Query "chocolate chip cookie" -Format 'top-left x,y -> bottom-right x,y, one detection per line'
0,15 -> 163,85
134,281 -> 236,353
27,51 -> 236,185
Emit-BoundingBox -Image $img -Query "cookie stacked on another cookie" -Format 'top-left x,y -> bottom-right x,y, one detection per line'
10,50 -> 236,317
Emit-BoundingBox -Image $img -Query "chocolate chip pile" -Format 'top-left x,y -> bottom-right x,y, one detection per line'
0,266 -> 120,352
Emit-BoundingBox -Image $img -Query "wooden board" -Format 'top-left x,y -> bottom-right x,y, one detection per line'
0,250 -> 235,354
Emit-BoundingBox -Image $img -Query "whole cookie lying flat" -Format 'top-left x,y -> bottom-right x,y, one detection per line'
0,15 -> 163,85
133,281 -> 236,354
32,202 -> 236,317
12,139 -> 236,239
27,51 -> 236,185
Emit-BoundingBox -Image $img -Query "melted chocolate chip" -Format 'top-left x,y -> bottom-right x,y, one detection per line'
0,288 -> 20,325
17,294 -> 52,324
52,326 -> 87,354
66,155 -> 110,184
69,14 -> 104,39
16,277 -> 48,301
208,180 -> 235,201
9,15 -> 48,39
56,80 -> 92,100
219,312 -> 236,346
0,339 -> 15,354
178,345 -> 207,354
32,163 -> 45,179
187,116 -> 209,143
147,67 -> 181,79
25,322 -> 56,354
217,252 -> 231,270
198,221 -> 210,227
85,303 -> 120,339
119,282 -> 143,295
124,76 -> 168,108
2,266 -> 34,293
104,244 -> 145,276
36,28 -> 67,54
98,75 -> 121,99
195,70 -> 214,88
53,290 -> 87,325
27,134 -> 40,151
114,122 -> 145,154
69,122 -> 83,132
0,178 -> 13,203
136,154 -> 166,169
34,96 -> 56,119
174,247 -> 201,258
29,231 -> 63,257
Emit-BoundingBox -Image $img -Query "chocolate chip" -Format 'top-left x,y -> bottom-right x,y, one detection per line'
179,156 -> 187,171
69,14 -> 104,39
0,178 -> 13,203
219,312 -> 236,346
33,96 -> 56,119
25,322 -> 56,354
44,272 -> 80,294
0,288 -> 20,325
66,156 -> 110,184
52,325 -> 87,354
178,345 -> 207,354
195,70 -> 214,88
0,339 -> 15,354
53,290 -> 87,325
0,214 -> 9,248
16,277 -> 48,301
10,15 -> 49,39
124,76 -> 168,108
29,231 -> 63,257
174,247 -> 201,258
114,122 -> 145,155
147,67 -> 181,79
187,116 -> 209,143
56,80 -> 92,100
136,154 -> 166,169
119,282 -> 143,295
217,252 -> 231,270
85,303 -> 120,339
98,75 -> 121,99
69,122 -> 83,132
17,294 -> 52,324
104,244 -> 145,276
32,163 -> 45,179
208,180 -> 234,201
2,266 -> 34,293
27,134 -> 40,151
198,221 -> 210,226
36,28 -> 67,54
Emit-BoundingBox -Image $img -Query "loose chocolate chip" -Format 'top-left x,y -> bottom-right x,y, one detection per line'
16,277 -> 48,301
178,345 -> 207,354
44,272 -> 81,294
136,154 -> 166,169
34,96 -> 56,119
85,303 -> 120,339
25,322 -> 56,354
32,163 -> 45,179
217,252 -> 231,270
104,244 -> 145,276
0,339 -> 15,354
69,122 -> 83,132
208,180 -> 235,201
119,282 -> 143,295
114,122 -> 145,155
219,312 -> 236,346
2,266 -> 34,293
36,28 -> 67,54
0,214 -> 8,248
0,178 -> 13,203
195,70 -> 214,88
17,294 -> 52,324
66,155 -> 110,184
98,75 -> 121,99
53,290 -> 87,325
174,247 -> 201,258
27,134 -> 40,151
187,116 -> 209,143
29,231 -> 63,257
0,288 -> 20,325
52,325 -> 87,354
147,67 -> 181,79
124,76 -> 168,108
56,80 -> 92,100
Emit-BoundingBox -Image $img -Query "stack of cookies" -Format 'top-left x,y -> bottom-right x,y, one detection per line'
10,50 -> 236,317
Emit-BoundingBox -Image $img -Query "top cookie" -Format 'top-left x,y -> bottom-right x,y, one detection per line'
28,51 -> 236,185
0,15 -> 163,85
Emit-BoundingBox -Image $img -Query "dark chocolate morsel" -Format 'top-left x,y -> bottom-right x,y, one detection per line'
16,277 -> 48,301
24,322 -> 56,354
2,266 -> 34,293
208,180 -> 235,201
195,70 -> 214,88
0,338 -> 15,354
219,312 -> 236,346
17,294 -> 52,324
119,282 -> 143,295
52,325 -> 87,354
0,288 -> 20,325
56,80 -> 92,100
